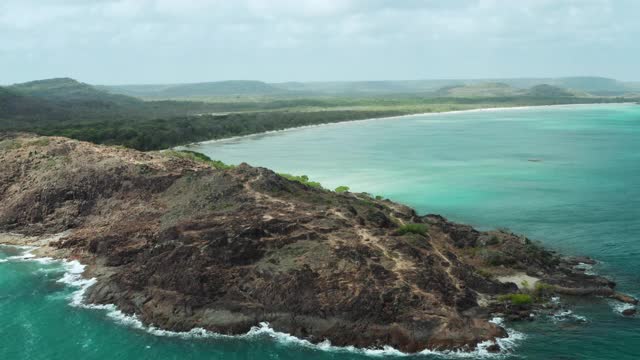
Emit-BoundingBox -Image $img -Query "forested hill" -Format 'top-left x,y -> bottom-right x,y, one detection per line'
0,87 -> 62,121
9,78 -> 141,106
0,78 -> 263,125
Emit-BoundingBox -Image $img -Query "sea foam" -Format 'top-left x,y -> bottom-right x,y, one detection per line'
551,310 -> 588,323
609,300 -> 636,316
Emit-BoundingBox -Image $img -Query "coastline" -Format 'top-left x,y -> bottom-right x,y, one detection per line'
1,134 -> 638,356
180,102 -> 637,148
0,237 -> 524,358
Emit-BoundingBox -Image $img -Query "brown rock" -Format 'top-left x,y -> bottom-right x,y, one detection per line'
622,308 -> 637,316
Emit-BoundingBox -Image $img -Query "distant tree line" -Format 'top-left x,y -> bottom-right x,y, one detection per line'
27,110 -> 407,151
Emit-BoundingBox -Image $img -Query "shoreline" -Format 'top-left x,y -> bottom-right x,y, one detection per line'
180,102 -> 637,148
0,240 -> 523,358
1,135 -> 638,356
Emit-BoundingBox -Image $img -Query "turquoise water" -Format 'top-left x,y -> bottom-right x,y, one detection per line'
2,104 -> 640,359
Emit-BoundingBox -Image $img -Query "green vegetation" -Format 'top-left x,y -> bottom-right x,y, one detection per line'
1,77 -> 637,152
497,293 -> 533,305
482,250 -> 516,266
26,138 -> 51,147
476,268 -> 494,279
397,223 -> 429,236
165,150 -> 234,170
497,281 -> 554,306
335,186 -> 350,193
14,109 -> 409,151
487,234 -> 501,245
527,84 -> 574,97
0,139 -> 22,151
532,282 -> 554,300
279,173 -> 323,189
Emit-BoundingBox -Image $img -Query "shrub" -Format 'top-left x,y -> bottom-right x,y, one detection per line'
476,268 -> 493,279
375,195 -> 383,200
483,250 -> 516,266
167,150 -> 235,170
0,139 -> 22,151
28,138 -> 51,147
487,235 -> 501,245
335,186 -> 350,193
497,293 -> 533,305
279,173 -> 323,189
397,223 -> 428,236
533,282 -> 554,299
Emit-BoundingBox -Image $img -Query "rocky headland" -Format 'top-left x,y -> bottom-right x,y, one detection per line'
0,134 -> 636,353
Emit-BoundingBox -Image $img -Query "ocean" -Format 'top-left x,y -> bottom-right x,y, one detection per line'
2,103 -> 639,359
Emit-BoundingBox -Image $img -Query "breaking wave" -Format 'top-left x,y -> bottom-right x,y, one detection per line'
609,301 -> 636,316
551,310 -> 588,323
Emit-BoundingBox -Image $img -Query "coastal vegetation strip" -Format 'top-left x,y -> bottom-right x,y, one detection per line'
1,78 -> 636,152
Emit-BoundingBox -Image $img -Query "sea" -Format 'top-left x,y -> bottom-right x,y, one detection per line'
2,103 -> 639,359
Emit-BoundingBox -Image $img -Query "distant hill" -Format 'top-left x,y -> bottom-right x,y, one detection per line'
626,82 -> 640,91
1,78 -> 265,128
272,80 -> 462,95
434,82 -> 522,97
9,78 -> 141,107
526,84 -> 576,97
101,76 -> 635,99
0,87 -> 62,121
550,77 -> 629,95
273,77 -> 631,96
103,80 -> 286,98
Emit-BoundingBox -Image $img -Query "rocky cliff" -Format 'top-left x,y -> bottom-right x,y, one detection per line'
0,134 -> 634,353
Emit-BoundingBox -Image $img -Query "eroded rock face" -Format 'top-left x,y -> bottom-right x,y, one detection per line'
0,135 -> 632,353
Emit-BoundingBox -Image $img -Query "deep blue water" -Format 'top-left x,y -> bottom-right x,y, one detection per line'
2,104 -> 639,359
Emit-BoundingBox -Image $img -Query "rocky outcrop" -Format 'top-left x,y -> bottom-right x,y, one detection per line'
0,134 -> 635,353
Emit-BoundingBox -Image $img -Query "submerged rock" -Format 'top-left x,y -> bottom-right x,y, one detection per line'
622,308 -> 637,316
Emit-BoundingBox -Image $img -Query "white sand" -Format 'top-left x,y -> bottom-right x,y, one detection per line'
497,273 -> 540,290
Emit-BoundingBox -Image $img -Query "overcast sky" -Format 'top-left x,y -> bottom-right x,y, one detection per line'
1,0 -> 638,85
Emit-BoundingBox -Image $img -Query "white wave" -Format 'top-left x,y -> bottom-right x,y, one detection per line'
609,301 -> 636,316
33,257 -> 55,264
3,244 -> 527,358
574,262 -> 597,276
0,246 -> 53,267
6,251 -> 37,261
0,244 -> 36,250
54,259 -> 99,307
551,310 -> 588,323
53,257 -> 525,358
0,245 -> 48,263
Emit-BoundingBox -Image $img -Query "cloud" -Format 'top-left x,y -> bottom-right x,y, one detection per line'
0,0 -> 638,83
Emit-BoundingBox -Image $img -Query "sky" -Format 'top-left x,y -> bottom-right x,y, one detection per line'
1,0 -> 639,85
